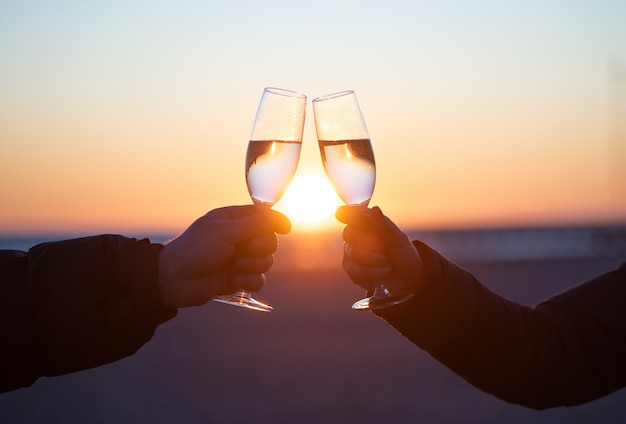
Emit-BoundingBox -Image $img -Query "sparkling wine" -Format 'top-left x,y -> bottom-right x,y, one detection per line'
319,138 -> 376,206
246,140 -> 301,205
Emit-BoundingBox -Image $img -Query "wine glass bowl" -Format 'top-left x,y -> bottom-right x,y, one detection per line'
313,90 -> 413,310
245,139 -> 302,207
318,138 -> 376,207
213,87 -> 306,312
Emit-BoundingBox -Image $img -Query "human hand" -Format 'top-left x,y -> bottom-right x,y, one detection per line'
335,205 -> 422,296
158,205 -> 291,309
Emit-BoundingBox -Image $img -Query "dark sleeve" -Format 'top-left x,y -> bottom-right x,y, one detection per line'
0,235 -> 177,393
375,240 -> 626,410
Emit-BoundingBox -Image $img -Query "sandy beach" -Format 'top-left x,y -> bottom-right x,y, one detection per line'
1,234 -> 625,423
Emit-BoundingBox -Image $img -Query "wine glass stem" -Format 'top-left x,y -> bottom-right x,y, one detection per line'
372,284 -> 390,297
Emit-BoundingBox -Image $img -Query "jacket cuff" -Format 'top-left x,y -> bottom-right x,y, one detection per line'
125,239 -> 177,326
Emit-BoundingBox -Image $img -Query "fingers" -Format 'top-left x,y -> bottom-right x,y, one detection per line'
232,273 -> 266,293
343,242 -> 387,268
338,207 -> 390,283
230,246 -> 274,293
228,252 -> 273,294
343,225 -> 385,254
224,234 -> 276,295
246,233 -> 279,257
233,254 -> 274,274
337,205 -> 422,295
342,256 -> 391,290
340,212 -> 389,269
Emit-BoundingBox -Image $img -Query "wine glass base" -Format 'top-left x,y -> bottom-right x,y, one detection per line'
351,292 -> 414,311
213,293 -> 273,312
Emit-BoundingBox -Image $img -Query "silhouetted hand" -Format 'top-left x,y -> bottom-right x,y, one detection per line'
335,205 -> 422,296
158,205 -> 291,309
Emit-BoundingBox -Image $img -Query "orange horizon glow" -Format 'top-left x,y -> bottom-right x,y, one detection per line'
1,3 -> 625,236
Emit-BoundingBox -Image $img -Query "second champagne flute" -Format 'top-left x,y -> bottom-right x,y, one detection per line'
213,87 -> 306,312
313,90 -> 414,310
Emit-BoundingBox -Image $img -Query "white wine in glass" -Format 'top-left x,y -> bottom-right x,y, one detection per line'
313,90 -> 414,310
213,87 -> 306,312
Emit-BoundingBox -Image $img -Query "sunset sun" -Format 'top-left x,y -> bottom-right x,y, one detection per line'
283,174 -> 338,224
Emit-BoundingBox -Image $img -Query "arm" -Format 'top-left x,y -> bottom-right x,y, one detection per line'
0,205 -> 291,393
337,205 -> 626,409
378,241 -> 626,409
0,235 -> 174,392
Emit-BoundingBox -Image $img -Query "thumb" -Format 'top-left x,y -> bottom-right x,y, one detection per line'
335,205 -> 369,229
223,209 -> 291,244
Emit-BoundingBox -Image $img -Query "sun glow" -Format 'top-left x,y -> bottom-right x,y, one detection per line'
283,174 -> 338,224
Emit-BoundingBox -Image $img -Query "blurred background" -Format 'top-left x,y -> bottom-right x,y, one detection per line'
1,1 -> 626,422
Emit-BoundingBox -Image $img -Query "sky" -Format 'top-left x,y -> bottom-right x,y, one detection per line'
1,0 -> 625,235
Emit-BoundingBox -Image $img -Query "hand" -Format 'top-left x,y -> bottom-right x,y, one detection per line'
158,205 -> 291,309
335,205 -> 422,296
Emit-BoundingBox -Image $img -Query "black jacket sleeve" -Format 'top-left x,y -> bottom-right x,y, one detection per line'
375,240 -> 626,410
0,235 -> 177,393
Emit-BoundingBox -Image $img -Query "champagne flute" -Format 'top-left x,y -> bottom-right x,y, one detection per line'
213,87 -> 306,312
312,90 -> 414,310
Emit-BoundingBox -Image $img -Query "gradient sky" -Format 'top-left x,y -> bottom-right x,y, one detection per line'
1,0 -> 625,235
